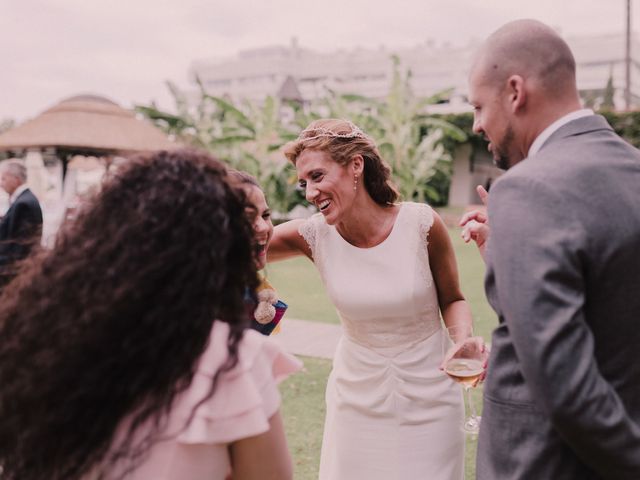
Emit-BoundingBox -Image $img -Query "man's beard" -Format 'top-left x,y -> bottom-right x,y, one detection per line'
492,124 -> 516,170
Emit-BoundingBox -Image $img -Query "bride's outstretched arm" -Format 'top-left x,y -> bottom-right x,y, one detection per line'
268,219 -> 312,262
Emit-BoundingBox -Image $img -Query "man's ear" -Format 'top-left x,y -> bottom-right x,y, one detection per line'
506,75 -> 526,113
351,154 -> 364,175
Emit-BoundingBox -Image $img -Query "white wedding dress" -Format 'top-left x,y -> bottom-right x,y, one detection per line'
299,202 -> 464,480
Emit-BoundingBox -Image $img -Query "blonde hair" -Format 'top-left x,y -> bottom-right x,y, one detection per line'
284,119 -> 399,206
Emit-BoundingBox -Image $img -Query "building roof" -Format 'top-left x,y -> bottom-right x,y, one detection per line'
277,76 -> 304,103
0,94 -> 179,154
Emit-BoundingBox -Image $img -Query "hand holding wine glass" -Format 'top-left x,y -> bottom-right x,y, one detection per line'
441,324 -> 487,434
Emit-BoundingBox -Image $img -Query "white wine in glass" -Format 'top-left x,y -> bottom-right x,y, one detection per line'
442,325 -> 484,434
444,358 -> 484,388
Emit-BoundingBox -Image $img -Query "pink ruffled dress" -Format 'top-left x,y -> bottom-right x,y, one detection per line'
87,321 -> 301,480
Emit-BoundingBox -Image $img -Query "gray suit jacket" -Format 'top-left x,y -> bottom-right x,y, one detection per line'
477,115 -> 640,479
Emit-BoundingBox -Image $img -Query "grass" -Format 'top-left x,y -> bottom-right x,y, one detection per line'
265,257 -> 340,324
447,225 -> 497,341
272,226 -> 498,480
281,356 -> 331,479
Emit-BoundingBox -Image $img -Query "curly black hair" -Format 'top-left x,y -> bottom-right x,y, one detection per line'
0,149 -> 259,479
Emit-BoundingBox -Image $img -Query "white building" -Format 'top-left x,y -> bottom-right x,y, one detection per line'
189,33 -> 640,206
190,32 -> 640,112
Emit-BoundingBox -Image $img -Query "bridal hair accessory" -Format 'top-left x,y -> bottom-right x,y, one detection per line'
297,121 -> 367,142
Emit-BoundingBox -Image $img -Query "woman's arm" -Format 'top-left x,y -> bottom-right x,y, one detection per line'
268,219 -> 312,262
228,411 -> 293,480
427,211 -> 473,333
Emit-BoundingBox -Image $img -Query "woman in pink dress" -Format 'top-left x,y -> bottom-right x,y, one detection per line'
0,149 -> 300,480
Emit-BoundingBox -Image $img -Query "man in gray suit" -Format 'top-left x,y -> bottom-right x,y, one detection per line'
465,19 -> 640,479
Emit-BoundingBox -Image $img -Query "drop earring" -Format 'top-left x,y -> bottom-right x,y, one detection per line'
354,174 -> 358,192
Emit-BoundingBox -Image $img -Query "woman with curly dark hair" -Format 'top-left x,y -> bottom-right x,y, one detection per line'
0,149 -> 300,480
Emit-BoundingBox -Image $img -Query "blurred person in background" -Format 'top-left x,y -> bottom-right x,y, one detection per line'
0,160 -> 42,286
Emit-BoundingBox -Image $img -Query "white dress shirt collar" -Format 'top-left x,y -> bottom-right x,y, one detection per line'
528,109 -> 594,158
10,184 -> 29,205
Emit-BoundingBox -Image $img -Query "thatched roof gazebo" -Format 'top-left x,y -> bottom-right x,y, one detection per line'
0,94 -> 179,178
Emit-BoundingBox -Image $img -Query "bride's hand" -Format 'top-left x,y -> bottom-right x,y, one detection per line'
440,336 -> 487,368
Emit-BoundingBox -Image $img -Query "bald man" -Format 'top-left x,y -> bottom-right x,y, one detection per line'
467,20 -> 640,479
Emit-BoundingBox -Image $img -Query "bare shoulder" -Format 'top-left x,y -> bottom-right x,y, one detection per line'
426,209 -> 450,246
430,208 -> 445,229
404,202 -> 439,236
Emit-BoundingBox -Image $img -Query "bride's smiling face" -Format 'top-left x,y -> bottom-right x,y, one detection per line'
296,149 -> 355,225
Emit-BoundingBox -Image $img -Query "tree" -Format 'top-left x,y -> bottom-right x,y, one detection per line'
301,56 -> 466,204
136,81 -> 304,214
601,70 -> 615,111
581,66 -> 616,111
137,58 -> 468,211
0,118 -> 15,135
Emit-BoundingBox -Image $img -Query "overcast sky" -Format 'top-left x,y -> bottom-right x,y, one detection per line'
2,0 -> 638,121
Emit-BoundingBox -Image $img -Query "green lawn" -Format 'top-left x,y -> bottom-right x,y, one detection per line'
281,356 -> 330,479
273,226 -> 497,480
265,256 -> 340,324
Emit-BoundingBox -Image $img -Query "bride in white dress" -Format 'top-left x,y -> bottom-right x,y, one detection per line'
270,119 -> 474,480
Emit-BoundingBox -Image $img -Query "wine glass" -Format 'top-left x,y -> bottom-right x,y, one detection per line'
441,324 -> 484,434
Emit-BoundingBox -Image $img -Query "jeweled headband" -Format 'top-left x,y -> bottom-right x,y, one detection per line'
297,121 -> 367,142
